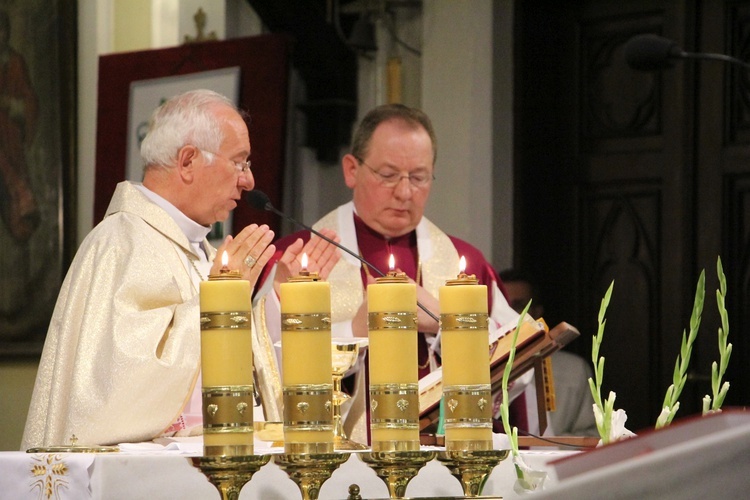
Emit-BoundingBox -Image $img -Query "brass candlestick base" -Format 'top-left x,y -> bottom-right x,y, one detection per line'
360,450 -> 437,499
274,452 -> 350,500
437,449 -> 509,497
190,454 -> 270,500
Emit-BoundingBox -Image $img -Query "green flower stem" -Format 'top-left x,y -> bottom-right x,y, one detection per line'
589,281 -> 614,444
656,270 -> 705,428
706,256 -> 732,413
500,301 -> 532,458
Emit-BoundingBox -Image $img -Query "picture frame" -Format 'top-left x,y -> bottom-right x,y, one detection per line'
94,34 -> 291,239
0,0 -> 77,356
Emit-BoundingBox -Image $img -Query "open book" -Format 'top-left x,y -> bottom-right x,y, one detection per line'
418,317 -> 580,432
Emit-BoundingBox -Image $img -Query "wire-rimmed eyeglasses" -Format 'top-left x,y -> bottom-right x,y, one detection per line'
200,149 -> 251,174
355,156 -> 434,188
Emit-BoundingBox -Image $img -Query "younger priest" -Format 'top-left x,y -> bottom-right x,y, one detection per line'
253,104 -> 537,443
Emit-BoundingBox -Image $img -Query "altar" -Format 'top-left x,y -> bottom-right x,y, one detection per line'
3,410 -> 749,499
0,442 -> 574,500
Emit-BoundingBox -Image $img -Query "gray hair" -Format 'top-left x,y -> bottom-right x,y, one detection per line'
140,89 -> 237,170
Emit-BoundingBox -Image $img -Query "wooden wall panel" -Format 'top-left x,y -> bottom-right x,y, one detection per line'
516,0 -> 750,431
582,185 -> 662,423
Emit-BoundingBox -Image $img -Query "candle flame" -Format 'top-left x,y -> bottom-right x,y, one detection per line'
221,251 -> 229,267
459,256 -> 466,274
301,252 -> 309,270
389,253 -> 395,271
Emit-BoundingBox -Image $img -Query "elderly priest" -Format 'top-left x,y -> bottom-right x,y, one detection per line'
21,89 -> 338,449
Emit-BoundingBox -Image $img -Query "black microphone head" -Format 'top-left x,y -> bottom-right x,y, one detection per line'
624,34 -> 682,71
246,190 -> 273,211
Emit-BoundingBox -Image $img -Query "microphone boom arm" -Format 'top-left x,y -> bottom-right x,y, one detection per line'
261,200 -> 441,324
680,50 -> 750,71
624,33 -> 750,71
265,203 -> 386,276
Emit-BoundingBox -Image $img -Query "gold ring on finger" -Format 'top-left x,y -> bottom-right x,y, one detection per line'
244,254 -> 257,268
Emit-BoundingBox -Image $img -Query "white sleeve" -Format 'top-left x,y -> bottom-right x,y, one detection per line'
490,280 -> 522,338
331,319 -> 355,338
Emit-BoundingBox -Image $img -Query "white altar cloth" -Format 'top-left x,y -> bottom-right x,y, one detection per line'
6,411 -> 749,499
0,444 -> 573,500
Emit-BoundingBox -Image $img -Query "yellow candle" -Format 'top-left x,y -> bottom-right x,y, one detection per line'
279,258 -> 334,453
439,257 -> 492,450
367,266 -> 420,451
439,283 -> 489,386
200,279 -> 254,387
199,254 -> 254,455
367,280 -> 418,384
280,279 -> 332,385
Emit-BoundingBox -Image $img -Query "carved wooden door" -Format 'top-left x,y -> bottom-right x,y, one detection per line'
514,0 -> 749,431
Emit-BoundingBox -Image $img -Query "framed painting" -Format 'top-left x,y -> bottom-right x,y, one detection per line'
0,0 -> 77,356
94,34 -> 291,242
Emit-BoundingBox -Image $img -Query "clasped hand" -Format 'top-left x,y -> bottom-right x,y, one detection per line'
210,223 -> 276,287
272,228 -> 341,296
210,225 -> 341,294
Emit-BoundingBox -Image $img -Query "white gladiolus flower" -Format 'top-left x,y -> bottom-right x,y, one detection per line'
593,397 -> 635,446
655,403 -> 679,428
513,454 -> 547,493
609,408 -> 636,441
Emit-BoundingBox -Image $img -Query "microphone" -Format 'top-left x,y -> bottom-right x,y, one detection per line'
624,33 -> 750,71
247,190 -> 440,323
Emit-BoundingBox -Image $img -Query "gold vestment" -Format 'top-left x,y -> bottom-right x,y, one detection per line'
22,182 -> 211,449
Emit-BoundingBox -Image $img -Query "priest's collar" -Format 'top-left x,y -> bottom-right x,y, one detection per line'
352,211 -> 415,246
134,184 -> 211,244
352,211 -> 419,281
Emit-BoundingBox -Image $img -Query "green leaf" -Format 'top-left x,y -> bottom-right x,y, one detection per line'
590,281 -> 614,443
499,299 -> 532,457
706,256 -> 731,413
655,269 -> 704,428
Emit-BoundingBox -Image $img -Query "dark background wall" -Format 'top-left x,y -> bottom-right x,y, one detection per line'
513,0 -> 749,430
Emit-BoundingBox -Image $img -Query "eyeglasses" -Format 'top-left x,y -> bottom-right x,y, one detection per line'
199,149 -> 252,174
355,157 -> 434,188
